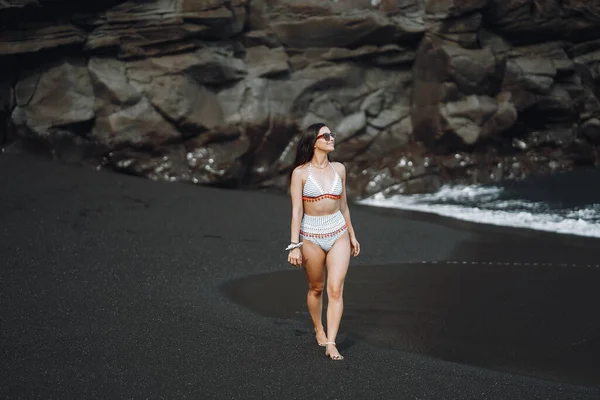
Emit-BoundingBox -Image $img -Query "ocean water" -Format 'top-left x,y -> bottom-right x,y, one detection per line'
359,168 -> 600,238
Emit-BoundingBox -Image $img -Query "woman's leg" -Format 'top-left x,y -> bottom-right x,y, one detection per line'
301,239 -> 328,345
325,231 -> 351,359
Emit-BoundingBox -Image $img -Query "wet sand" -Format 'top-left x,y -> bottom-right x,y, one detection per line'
225,262 -> 600,387
1,153 -> 599,399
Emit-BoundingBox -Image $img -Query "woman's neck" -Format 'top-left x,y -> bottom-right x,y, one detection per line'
311,153 -> 329,168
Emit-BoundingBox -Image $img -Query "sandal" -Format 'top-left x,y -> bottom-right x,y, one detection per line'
324,342 -> 344,360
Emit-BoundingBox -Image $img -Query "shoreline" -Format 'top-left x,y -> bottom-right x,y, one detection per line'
360,200 -> 600,239
352,201 -> 600,255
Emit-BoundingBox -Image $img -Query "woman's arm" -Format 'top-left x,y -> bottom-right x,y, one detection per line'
288,167 -> 304,266
337,162 -> 360,257
289,167 -> 304,243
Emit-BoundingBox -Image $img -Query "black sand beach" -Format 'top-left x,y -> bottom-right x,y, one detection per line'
2,154 -> 600,399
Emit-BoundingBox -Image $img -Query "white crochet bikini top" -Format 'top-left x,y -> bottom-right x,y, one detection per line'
302,163 -> 343,202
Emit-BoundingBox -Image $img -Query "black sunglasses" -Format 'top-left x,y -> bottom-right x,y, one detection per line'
316,132 -> 336,141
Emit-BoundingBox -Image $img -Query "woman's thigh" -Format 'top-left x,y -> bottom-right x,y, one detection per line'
302,239 -> 326,286
325,231 -> 351,288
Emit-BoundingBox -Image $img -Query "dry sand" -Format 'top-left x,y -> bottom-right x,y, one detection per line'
1,153 -> 599,399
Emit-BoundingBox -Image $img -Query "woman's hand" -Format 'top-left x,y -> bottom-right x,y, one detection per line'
288,247 -> 303,267
350,236 -> 360,257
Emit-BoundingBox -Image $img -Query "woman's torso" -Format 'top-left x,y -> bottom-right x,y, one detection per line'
302,162 -> 342,216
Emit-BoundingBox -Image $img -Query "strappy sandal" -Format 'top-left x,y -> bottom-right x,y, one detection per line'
324,342 -> 344,360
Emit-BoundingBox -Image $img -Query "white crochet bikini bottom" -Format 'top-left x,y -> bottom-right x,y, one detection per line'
300,211 -> 348,252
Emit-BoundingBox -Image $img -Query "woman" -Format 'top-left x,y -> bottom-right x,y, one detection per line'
287,122 -> 360,361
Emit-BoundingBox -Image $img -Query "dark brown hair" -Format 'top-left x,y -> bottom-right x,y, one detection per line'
292,122 -> 327,172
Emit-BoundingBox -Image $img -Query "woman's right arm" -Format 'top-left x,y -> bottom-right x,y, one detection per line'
288,168 -> 304,266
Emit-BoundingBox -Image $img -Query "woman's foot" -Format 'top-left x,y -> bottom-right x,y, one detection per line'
315,328 -> 328,346
325,342 -> 344,360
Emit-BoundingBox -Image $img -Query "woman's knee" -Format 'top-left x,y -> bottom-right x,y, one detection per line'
327,285 -> 343,301
308,284 -> 324,297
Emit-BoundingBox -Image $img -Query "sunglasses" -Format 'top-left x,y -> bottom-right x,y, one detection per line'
316,132 -> 336,141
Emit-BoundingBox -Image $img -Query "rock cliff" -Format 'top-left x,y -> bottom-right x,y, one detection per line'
2,0 -> 600,197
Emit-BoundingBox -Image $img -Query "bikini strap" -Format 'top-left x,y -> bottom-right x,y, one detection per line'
329,162 -> 340,180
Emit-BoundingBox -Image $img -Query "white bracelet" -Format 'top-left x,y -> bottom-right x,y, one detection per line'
285,242 -> 303,251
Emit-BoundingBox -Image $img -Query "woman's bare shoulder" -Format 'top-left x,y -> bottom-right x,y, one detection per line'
331,162 -> 346,174
292,163 -> 309,178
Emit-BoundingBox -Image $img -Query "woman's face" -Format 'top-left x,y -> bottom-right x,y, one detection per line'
315,126 -> 335,153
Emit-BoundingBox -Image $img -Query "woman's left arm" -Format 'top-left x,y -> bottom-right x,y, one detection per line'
337,163 -> 360,257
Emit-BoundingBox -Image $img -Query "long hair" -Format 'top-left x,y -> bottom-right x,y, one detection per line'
292,122 -> 326,173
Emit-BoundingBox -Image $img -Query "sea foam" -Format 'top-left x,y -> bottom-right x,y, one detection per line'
359,185 -> 600,238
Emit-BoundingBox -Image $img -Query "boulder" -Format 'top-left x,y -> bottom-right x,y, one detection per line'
90,55 -> 224,135
413,35 -> 499,96
334,125 -> 382,162
217,77 -> 275,125
136,74 -> 224,132
480,92 -> 518,138
217,62 -> 362,124
500,43 -> 574,76
246,46 -> 290,77
504,57 -> 556,93
358,117 -> 412,162
501,56 -> 557,110
88,57 -> 141,107
304,93 -> 345,128
335,111 -> 367,142
411,35 -> 502,146
370,103 -> 410,129
12,59 -> 95,136
360,88 -> 386,116
92,98 -> 181,149
440,94 -> 498,144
